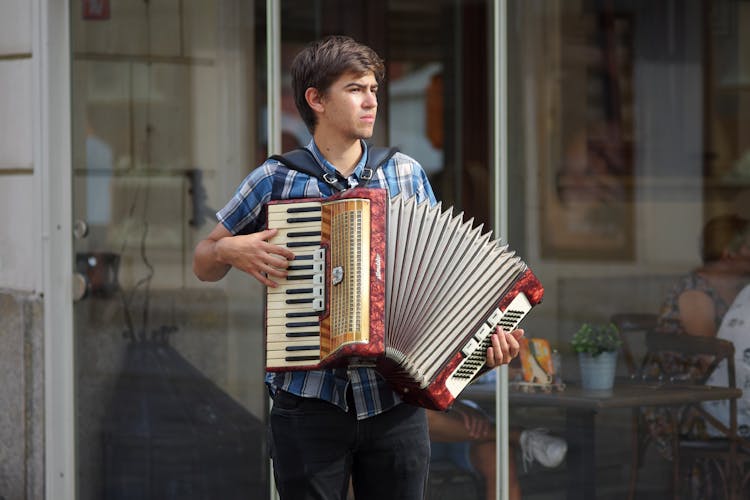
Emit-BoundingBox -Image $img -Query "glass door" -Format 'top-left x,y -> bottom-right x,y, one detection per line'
70,2 -> 270,498
278,1 -> 500,499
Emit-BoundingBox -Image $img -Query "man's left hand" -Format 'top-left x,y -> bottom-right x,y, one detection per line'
485,327 -> 524,368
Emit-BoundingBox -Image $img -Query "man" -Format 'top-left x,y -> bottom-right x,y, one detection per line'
193,35 -> 523,500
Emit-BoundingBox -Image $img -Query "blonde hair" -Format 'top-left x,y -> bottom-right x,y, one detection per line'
701,214 -> 750,263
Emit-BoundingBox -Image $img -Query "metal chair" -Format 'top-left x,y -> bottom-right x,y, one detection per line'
611,313 -> 748,500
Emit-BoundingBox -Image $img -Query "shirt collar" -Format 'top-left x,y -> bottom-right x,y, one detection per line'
305,139 -> 369,181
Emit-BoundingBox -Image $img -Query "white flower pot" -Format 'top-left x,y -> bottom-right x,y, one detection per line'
578,351 -> 618,391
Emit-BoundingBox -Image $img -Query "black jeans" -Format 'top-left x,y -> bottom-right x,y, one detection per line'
269,390 -> 430,500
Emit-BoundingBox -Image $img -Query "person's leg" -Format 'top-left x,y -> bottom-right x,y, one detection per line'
351,403 -> 431,500
468,440 -> 496,500
508,440 -> 521,500
269,391 -> 355,500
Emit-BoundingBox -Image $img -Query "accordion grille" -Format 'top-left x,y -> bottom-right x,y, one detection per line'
321,199 -> 371,354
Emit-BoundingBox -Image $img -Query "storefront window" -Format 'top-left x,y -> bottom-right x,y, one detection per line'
71,2 -> 270,498
509,0 -> 750,497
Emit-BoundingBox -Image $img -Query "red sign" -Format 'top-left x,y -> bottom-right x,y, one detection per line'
82,0 -> 110,20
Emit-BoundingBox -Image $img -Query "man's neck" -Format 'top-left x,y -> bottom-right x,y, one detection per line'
313,135 -> 364,178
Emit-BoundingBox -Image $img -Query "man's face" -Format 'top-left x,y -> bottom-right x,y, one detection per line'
316,71 -> 378,141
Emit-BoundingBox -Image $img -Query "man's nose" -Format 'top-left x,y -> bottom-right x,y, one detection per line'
363,91 -> 377,108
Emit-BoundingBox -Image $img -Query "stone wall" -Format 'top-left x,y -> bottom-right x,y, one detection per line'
0,290 -> 44,500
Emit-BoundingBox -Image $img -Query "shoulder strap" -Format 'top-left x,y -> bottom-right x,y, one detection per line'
269,145 -> 399,191
269,149 -> 348,192
359,146 -> 399,186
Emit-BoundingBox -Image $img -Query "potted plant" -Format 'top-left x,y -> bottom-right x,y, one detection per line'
570,322 -> 622,391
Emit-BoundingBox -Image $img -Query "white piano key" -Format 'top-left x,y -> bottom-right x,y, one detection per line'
266,307 -> 320,319
267,201 -> 322,213
266,283 -> 325,295
266,315 -> 319,327
266,324 -> 321,335
266,331 -> 320,342
266,349 -> 321,360
266,338 -> 321,348
268,235 -> 322,247
268,214 -> 322,224
266,358 -> 321,369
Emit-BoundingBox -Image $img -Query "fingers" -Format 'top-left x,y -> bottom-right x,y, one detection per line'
240,229 -> 297,287
510,328 -> 525,341
256,229 -> 297,262
459,408 -> 489,439
250,269 -> 278,288
505,328 -> 521,358
485,327 -> 523,368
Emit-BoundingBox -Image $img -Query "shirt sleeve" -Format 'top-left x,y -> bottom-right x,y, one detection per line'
216,162 -> 276,235
387,152 -> 438,206
414,162 -> 438,206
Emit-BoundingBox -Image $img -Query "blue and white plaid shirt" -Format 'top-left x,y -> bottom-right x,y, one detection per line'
217,139 -> 437,419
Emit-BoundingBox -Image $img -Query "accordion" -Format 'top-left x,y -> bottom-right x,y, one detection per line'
264,188 -> 543,410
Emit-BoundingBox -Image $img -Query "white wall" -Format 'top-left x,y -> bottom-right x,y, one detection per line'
0,0 -> 39,293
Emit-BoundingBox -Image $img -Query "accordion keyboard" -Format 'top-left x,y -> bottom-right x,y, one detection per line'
444,292 -> 533,397
266,202 -> 326,369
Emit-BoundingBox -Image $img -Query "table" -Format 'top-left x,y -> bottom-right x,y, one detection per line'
461,380 -> 742,500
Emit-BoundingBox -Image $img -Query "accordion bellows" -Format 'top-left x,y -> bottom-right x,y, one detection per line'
265,188 -> 543,410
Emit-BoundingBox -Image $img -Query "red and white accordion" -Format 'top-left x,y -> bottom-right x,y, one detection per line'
264,188 -> 543,410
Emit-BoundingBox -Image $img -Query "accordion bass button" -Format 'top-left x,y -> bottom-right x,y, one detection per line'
486,308 -> 503,327
461,338 -> 479,357
474,324 -> 492,342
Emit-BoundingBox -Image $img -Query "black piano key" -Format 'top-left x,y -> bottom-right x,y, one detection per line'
286,298 -> 313,304
284,355 -> 320,362
287,216 -> 322,223
287,264 -> 314,271
286,206 -> 321,214
286,345 -> 319,352
287,241 -> 321,248
286,288 -> 313,295
288,231 -> 321,238
285,331 -> 320,338
286,274 -> 315,281
285,321 -> 319,328
293,254 -> 313,261
285,311 -> 318,318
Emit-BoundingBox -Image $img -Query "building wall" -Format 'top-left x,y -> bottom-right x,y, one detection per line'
1,1 -> 47,499
0,291 -> 44,500
0,0 -> 40,294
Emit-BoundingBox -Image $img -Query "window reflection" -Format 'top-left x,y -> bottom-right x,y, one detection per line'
510,0 -> 750,498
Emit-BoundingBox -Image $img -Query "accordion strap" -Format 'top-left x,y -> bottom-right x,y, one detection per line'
269,145 -> 399,192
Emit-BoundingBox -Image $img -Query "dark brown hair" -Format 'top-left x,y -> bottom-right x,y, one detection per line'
702,214 -> 750,263
291,35 -> 385,133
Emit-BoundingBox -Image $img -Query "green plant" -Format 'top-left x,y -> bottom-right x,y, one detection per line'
570,322 -> 622,357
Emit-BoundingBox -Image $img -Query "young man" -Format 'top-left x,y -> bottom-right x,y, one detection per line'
193,35 -> 523,500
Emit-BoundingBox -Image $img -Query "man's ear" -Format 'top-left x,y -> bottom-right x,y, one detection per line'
305,87 -> 324,113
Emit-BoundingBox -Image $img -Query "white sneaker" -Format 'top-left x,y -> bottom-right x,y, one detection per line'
519,428 -> 567,471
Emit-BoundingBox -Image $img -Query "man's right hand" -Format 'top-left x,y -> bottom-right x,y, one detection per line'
216,228 -> 297,287
193,223 -> 296,286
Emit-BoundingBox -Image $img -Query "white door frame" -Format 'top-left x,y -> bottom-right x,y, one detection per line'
37,0 -> 75,498
491,1 -> 510,500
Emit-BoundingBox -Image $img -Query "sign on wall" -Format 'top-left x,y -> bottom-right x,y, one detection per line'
82,0 -> 110,20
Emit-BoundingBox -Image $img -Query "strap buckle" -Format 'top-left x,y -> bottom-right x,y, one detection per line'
360,167 -> 374,181
322,172 -> 339,185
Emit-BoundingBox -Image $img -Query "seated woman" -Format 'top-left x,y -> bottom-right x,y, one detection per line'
657,214 -> 750,338
644,215 -> 750,457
